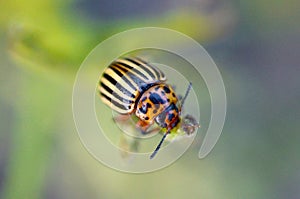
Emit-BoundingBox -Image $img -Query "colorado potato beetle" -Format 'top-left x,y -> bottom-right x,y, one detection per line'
98,57 -> 199,159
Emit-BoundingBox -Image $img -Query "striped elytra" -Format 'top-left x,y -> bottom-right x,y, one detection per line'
98,57 -> 166,114
98,57 -> 198,159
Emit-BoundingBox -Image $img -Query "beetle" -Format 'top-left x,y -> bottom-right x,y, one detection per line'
98,57 -> 199,159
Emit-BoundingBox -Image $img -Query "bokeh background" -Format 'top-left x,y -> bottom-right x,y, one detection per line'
0,0 -> 299,199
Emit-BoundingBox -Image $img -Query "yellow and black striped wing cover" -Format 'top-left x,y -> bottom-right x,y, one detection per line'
98,57 -> 166,114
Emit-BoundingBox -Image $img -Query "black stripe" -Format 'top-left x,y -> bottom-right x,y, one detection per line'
103,73 -> 117,86
135,57 -> 162,79
116,83 -> 136,99
117,62 -> 149,81
100,81 -> 113,95
115,62 -> 147,88
125,57 -> 156,79
115,60 -> 133,69
100,92 -> 129,111
100,92 -> 111,102
104,68 -> 136,99
100,82 -> 134,104
128,73 -> 146,88
109,65 -> 125,79
110,64 -> 137,91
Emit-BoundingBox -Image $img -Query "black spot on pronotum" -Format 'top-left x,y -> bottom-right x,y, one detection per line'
163,86 -> 171,93
172,93 -> 175,97
141,96 -> 147,102
149,93 -> 166,105
145,116 -> 149,120
146,103 -> 152,109
139,106 -> 147,114
139,102 -> 152,114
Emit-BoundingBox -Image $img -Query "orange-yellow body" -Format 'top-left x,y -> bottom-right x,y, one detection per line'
135,84 -> 180,133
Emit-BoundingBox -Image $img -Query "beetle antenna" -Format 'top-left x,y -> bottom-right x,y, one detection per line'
180,82 -> 192,110
150,131 -> 170,159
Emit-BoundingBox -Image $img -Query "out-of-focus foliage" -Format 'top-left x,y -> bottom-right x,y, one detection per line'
1,0 -> 95,74
0,0 -> 299,199
1,0 -> 237,74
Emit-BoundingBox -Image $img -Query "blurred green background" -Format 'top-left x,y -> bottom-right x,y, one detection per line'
0,0 -> 299,198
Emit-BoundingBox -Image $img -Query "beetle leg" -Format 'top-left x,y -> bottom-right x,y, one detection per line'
144,126 -> 161,134
113,114 -> 131,123
177,94 -> 183,101
138,122 -> 161,135
136,119 -> 152,134
165,109 -> 180,130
